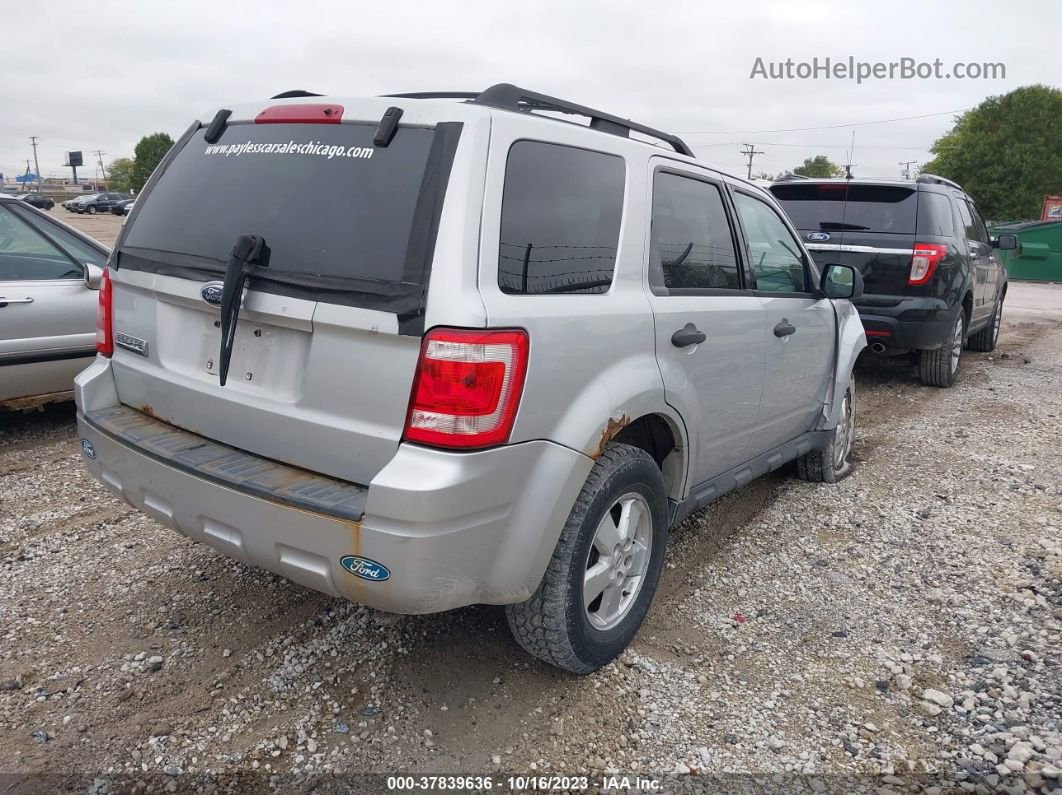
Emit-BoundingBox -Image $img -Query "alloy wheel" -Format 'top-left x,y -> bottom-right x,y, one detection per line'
583,492 -> 653,631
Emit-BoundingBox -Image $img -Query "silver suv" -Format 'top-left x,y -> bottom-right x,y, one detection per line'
75,84 -> 867,673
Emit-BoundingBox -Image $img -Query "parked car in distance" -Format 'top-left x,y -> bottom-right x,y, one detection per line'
111,198 -> 135,215
76,192 -> 133,215
0,195 -> 110,410
770,175 -> 1014,387
18,192 -> 55,211
63,194 -> 97,212
76,84 -> 867,673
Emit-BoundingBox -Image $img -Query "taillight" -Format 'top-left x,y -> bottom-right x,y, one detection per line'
95,269 -> 113,357
403,328 -> 529,450
909,243 -> 948,285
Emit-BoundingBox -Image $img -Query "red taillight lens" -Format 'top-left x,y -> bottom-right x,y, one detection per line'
95,268 -> 113,357
403,328 -> 529,450
909,243 -> 948,285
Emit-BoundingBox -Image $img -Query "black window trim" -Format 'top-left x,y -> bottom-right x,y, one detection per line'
648,165 -> 750,298
497,137 -> 628,297
729,185 -> 819,299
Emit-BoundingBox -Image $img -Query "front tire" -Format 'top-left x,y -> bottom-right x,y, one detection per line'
86,205 -> 97,215
919,311 -> 964,388
797,378 -> 856,483
506,442 -> 668,674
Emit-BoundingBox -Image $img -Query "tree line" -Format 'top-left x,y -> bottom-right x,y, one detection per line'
766,85 -> 1061,222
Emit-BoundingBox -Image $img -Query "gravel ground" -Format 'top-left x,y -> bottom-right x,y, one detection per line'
1,223 -> 1059,793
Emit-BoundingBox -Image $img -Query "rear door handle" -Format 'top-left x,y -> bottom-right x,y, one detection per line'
0,297 -> 34,307
671,323 -> 707,348
774,319 -> 796,337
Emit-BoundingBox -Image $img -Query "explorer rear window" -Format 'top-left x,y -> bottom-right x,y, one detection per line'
770,183 -> 918,234
119,121 -> 461,317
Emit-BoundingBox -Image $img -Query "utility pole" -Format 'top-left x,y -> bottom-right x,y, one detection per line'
29,136 -> 42,192
740,143 -> 765,180
898,160 -> 918,180
94,150 -> 107,184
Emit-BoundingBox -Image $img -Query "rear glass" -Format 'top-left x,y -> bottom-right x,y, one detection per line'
770,183 -> 917,234
121,121 -> 454,313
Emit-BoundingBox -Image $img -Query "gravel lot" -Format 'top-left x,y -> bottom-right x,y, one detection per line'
2,211 -> 1060,793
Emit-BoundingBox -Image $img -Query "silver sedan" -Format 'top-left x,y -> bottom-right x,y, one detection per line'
0,196 -> 109,409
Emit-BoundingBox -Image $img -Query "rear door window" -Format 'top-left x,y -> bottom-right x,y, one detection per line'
498,141 -> 625,295
956,199 -> 978,243
650,171 -> 741,291
966,201 -> 990,243
119,121 -> 461,315
770,183 -> 918,234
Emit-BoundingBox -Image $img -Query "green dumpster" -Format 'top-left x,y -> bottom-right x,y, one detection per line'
989,220 -> 1062,282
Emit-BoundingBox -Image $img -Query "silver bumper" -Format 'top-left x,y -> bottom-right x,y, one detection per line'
75,359 -> 592,614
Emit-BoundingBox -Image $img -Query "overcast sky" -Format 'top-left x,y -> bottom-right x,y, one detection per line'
3,0 -> 1059,184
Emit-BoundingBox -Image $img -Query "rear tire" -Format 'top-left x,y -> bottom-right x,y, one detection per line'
797,378 -> 856,483
506,442 -> 668,674
918,311 -> 964,388
967,294 -> 1003,352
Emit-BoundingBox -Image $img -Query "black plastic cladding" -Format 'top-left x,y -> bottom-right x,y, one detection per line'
383,82 -> 694,157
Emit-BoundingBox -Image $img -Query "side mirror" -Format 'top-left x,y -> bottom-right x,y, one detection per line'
992,233 -> 1018,251
820,263 -> 864,300
84,263 -> 104,290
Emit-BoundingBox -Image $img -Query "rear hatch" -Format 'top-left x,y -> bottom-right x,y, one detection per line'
770,182 -> 921,300
107,107 -> 461,485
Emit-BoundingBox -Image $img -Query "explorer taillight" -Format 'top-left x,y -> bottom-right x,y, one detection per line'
909,243 -> 948,285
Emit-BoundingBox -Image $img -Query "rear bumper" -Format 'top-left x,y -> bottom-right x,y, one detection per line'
75,360 -> 592,614
855,296 -> 957,353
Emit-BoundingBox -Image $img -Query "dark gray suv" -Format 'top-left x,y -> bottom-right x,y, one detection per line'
771,175 -> 1015,387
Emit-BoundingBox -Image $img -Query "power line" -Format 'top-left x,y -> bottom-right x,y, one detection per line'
691,140 -> 941,151
677,108 -> 966,135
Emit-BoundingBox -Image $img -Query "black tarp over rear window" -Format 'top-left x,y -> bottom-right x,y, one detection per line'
118,120 -> 461,320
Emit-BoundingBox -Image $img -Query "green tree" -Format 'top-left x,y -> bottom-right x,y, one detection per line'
106,157 -> 135,192
131,133 -> 175,192
792,155 -> 843,178
921,85 -> 1062,221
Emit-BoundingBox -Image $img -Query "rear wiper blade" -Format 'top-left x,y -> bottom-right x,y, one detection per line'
820,221 -> 870,231
218,235 -> 268,387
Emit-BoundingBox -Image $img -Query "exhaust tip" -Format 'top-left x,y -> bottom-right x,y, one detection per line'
870,341 -> 887,354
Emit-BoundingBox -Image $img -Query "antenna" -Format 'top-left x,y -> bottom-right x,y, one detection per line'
843,131 -> 857,180
740,143 -> 765,180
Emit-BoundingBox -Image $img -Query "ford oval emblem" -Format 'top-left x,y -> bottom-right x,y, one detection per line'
807,232 -> 831,242
80,438 -> 96,458
340,555 -> 391,582
201,281 -> 225,306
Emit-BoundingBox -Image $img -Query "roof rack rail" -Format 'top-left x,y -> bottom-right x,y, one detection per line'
383,83 -> 694,157
916,173 -> 963,191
